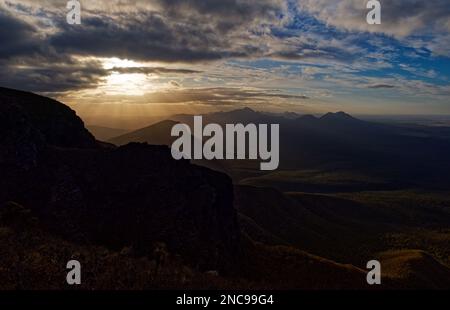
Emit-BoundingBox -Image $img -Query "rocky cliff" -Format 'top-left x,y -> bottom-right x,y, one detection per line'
0,87 -> 239,272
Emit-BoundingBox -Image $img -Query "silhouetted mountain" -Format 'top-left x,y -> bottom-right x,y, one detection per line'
109,120 -> 178,146
210,107 -> 260,122
173,107 -> 286,126
0,87 -> 97,148
320,111 -> 357,122
169,107 -> 450,188
87,125 -> 129,141
297,114 -> 318,122
0,87 -> 239,272
282,111 -> 302,119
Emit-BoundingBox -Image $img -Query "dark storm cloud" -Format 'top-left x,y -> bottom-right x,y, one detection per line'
0,0 -> 287,93
0,59 -> 107,93
0,10 -> 42,59
49,12 -> 227,62
47,0 -> 285,62
0,5 -> 206,93
156,0 -> 284,33
0,59 -> 204,94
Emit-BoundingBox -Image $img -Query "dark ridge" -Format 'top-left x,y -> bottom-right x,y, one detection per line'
0,86 -> 97,148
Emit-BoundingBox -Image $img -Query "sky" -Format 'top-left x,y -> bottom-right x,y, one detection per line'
1,0 -> 450,127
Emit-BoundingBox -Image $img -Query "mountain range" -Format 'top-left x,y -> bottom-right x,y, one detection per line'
107,107 -> 450,191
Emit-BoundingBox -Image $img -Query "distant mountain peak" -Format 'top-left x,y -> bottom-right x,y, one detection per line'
335,111 -> 353,117
298,114 -> 318,121
282,111 -> 302,119
219,107 -> 258,115
239,107 -> 256,113
108,119 -> 179,146
207,107 -> 262,122
145,119 -> 179,128
321,111 -> 356,121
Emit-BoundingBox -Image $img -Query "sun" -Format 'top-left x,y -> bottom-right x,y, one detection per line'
100,57 -> 155,96
101,57 -> 142,70
103,72 -> 149,96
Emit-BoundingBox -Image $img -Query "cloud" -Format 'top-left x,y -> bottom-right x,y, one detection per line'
108,67 -> 201,75
0,0 -> 291,94
0,58 -> 107,93
36,0 -> 287,63
140,87 -> 309,105
0,9 -> 43,59
297,0 -> 450,38
0,0 -> 448,110
367,84 -> 395,89
49,12 -> 229,62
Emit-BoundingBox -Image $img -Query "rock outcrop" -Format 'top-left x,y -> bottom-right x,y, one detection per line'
0,87 -> 239,272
